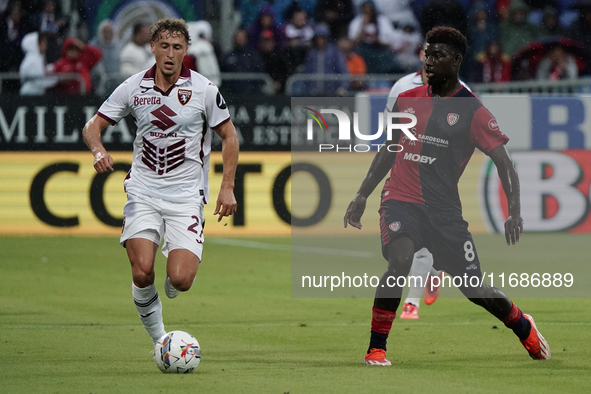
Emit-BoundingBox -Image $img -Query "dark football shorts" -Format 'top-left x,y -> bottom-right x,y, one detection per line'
379,199 -> 483,280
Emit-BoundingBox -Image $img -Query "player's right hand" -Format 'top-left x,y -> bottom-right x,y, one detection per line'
92,151 -> 114,173
504,215 -> 524,245
344,195 -> 367,229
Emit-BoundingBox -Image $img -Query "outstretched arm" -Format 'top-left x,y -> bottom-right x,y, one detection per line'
213,119 -> 239,222
488,144 -> 523,245
343,140 -> 399,229
82,114 -> 114,173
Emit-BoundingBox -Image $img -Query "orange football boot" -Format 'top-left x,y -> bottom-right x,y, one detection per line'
424,272 -> 444,305
364,348 -> 392,366
400,302 -> 419,319
520,313 -> 551,360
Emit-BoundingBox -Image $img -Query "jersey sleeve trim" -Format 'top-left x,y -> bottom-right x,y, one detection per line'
482,138 -> 508,155
97,111 -> 117,125
211,116 -> 231,129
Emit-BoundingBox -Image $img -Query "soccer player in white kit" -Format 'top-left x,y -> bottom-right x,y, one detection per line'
82,17 -> 239,345
385,42 -> 469,319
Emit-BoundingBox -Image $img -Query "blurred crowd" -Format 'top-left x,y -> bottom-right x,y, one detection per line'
2,0 -> 591,96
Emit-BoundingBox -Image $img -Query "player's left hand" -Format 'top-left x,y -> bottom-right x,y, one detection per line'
214,187 -> 237,222
344,195 -> 367,230
504,215 -> 523,245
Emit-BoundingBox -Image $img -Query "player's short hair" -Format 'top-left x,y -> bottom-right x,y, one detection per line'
425,27 -> 467,57
150,17 -> 191,45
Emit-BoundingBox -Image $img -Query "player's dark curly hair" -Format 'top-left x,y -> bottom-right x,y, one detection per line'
425,27 -> 467,57
150,17 -> 191,45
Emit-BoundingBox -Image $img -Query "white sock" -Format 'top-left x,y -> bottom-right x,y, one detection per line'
430,267 -> 442,277
404,248 -> 434,308
132,282 -> 166,344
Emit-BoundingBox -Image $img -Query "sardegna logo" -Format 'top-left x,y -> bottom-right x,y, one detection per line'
303,107 -> 417,152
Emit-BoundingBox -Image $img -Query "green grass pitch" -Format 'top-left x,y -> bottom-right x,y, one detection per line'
1,234 -> 590,393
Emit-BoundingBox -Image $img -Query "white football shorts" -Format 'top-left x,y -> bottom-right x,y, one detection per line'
120,192 -> 205,260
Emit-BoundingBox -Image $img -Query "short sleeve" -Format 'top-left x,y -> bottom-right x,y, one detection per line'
470,106 -> 509,154
204,83 -> 231,128
386,81 -> 403,112
97,80 -> 132,125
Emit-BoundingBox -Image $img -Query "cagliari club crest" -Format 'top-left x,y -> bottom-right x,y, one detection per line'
447,113 -> 459,126
389,221 -> 401,232
178,89 -> 192,105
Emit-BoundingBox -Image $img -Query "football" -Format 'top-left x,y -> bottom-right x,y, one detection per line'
154,331 -> 201,373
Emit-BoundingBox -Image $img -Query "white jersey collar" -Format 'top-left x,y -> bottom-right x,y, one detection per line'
139,64 -> 192,92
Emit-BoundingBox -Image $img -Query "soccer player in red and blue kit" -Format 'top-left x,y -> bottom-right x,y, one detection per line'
344,27 -> 550,366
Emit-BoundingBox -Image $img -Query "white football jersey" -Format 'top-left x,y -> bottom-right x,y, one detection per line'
98,65 -> 230,204
386,69 -> 471,112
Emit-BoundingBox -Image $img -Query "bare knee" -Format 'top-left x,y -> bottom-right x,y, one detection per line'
131,264 -> 155,287
168,273 -> 194,292
385,237 -> 415,275
126,238 -> 158,287
129,251 -> 155,286
167,249 -> 199,292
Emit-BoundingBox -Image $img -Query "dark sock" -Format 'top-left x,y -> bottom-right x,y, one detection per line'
368,331 -> 389,353
500,302 -> 532,341
511,313 -> 532,341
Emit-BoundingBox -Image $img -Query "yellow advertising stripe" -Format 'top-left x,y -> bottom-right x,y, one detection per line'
0,151 -> 488,236
0,152 -> 293,236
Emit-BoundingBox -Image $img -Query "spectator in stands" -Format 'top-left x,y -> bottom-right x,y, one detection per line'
187,21 -> 221,86
220,28 -> 264,93
0,0 -> 10,14
337,35 -> 366,91
273,0 -> 316,24
248,5 -> 283,50
392,23 -> 423,73
420,0 -> 468,36
32,0 -> 67,63
569,2 -> 591,52
282,14 -> 312,78
300,25 -> 348,96
120,22 -> 154,78
466,1 -> 498,73
90,20 -> 122,95
537,45 -> 578,80
348,1 -> 397,74
470,40 -> 511,83
258,29 -> 289,94
539,6 -> 568,38
52,37 -> 102,94
19,31 -> 57,95
282,8 -> 314,48
0,2 -> 27,76
372,0 -> 420,31
500,0 -> 540,56
496,0 -> 512,21
239,0 -> 267,28
314,0 -> 355,41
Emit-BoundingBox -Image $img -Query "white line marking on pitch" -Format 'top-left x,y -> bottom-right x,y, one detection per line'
208,238 -> 374,258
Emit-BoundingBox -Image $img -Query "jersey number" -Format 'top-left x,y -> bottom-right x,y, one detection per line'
187,215 -> 204,244
464,240 -> 475,262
